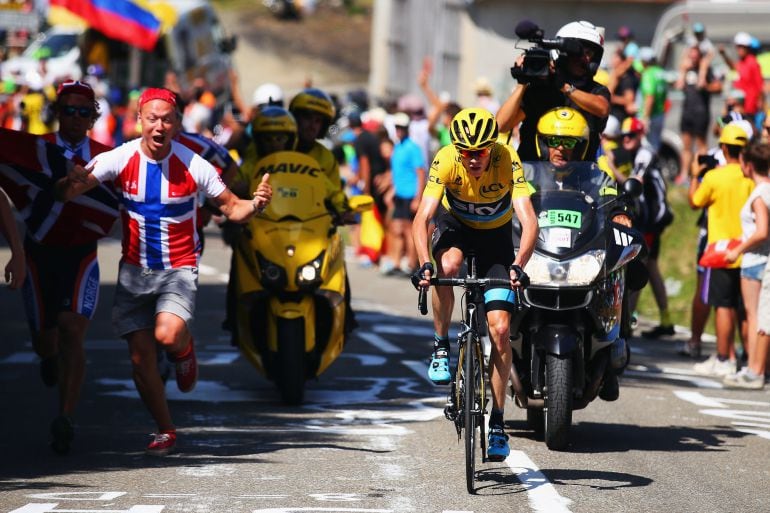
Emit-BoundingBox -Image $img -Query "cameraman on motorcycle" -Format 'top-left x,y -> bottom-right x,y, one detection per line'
412,108 -> 538,461
528,106 -> 640,401
498,20 -> 610,162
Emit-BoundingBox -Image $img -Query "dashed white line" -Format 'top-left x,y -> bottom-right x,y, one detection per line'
506,450 -> 573,513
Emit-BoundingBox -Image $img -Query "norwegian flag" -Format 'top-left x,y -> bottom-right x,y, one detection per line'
0,128 -> 119,246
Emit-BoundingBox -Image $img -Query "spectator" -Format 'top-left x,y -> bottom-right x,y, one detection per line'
380,112 -> 426,276
608,47 -> 639,127
719,32 -> 764,124
722,142 -> 770,389
690,22 -> 716,89
621,117 -> 675,339
55,87 -> 273,456
617,25 -> 639,61
674,44 -> 722,185
351,111 -> 390,246
689,122 -> 754,377
21,80 -> 110,454
474,77 -> 500,115
637,47 -> 668,152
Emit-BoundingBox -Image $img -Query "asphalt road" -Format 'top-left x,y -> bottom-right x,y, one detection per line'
1,224 -> 769,513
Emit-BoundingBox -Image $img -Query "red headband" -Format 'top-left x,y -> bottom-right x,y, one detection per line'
57,80 -> 95,101
138,88 -> 177,109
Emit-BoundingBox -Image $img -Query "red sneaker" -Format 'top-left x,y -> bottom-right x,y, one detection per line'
146,430 -> 176,456
172,339 -> 198,393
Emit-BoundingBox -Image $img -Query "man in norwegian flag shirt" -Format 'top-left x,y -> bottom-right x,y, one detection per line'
56,87 -> 272,456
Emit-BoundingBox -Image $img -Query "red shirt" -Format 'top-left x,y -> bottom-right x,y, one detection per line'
734,54 -> 764,115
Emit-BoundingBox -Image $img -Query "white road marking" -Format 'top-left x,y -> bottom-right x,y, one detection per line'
675,390 -> 770,440
373,324 -> 435,337
355,331 -> 403,354
9,506 -> 164,513
506,450 -> 573,513
625,365 -> 723,388
252,508 -> 392,512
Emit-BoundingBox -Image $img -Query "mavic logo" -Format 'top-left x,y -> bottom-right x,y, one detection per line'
613,228 -> 632,247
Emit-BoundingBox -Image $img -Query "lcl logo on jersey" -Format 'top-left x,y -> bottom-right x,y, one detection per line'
480,182 -> 505,198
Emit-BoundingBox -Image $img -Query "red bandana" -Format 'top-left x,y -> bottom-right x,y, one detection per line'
138,88 -> 177,109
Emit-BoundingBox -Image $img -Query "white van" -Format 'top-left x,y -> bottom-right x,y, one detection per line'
2,0 -> 236,102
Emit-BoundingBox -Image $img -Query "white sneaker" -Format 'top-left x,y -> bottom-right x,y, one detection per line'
723,368 -> 765,389
693,354 -> 735,377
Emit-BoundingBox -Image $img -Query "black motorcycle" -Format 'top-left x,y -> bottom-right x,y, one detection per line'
510,161 -> 644,450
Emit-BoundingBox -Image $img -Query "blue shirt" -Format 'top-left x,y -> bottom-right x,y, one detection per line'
391,137 -> 426,199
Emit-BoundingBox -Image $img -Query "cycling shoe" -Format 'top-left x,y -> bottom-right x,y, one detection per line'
428,349 -> 451,385
487,428 -> 510,461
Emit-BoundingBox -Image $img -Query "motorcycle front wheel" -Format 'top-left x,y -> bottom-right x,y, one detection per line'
276,318 -> 306,405
544,353 -> 573,451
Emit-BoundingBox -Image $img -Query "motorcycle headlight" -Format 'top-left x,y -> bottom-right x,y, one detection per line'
256,252 -> 287,290
525,250 -> 605,286
296,250 -> 325,289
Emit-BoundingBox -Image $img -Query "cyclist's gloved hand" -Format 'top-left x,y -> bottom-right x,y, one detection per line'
411,262 -> 434,290
509,264 -> 530,289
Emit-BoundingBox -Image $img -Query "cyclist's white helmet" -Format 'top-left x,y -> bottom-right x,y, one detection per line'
555,20 -> 604,76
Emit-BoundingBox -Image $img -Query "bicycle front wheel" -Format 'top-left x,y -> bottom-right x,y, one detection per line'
463,331 -> 481,494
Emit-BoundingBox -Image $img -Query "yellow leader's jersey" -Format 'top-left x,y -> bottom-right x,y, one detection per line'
423,142 -> 530,230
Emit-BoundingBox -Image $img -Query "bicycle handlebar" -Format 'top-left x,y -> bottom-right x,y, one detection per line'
417,277 -> 520,316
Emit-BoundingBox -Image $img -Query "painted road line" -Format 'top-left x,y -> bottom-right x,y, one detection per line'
373,324 -> 435,337
401,359 -> 436,386
198,263 -> 229,283
625,365 -> 723,389
356,331 -> 403,354
506,450 -> 573,513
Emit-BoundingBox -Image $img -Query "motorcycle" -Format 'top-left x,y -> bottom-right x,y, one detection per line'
510,161 -> 644,450
233,150 -> 372,404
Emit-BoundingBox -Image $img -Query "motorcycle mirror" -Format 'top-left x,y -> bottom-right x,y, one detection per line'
623,177 -> 643,198
349,194 -> 374,213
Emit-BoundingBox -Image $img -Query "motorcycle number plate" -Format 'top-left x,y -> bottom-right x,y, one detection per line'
539,209 -> 582,229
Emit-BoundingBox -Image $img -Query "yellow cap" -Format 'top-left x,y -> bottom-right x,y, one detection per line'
719,123 -> 749,146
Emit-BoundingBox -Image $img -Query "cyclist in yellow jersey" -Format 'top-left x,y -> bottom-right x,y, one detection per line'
412,107 -> 538,461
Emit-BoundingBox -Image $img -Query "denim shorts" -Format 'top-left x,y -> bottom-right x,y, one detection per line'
741,263 -> 766,282
112,262 -> 198,337
758,265 -> 770,334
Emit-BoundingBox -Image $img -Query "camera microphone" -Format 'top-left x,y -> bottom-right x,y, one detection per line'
515,20 -> 544,40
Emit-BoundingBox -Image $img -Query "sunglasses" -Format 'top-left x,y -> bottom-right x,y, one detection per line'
459,147 -> 491,159
61,105 -> 93,118
622,132 -> 640,139
545,136 -> 579,149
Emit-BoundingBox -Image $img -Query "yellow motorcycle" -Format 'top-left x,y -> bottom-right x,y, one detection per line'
234,150 -> 372,404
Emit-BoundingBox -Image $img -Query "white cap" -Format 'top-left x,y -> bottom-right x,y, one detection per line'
252,83 -> 283,106
393,112 -> 411,128
638,46 -> 656,62
734,32 -> 753,47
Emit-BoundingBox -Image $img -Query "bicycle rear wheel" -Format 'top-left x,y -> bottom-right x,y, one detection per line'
463,332 -> 480,494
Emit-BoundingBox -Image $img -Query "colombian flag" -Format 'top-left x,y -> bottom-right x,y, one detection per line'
49,0 -> 162,52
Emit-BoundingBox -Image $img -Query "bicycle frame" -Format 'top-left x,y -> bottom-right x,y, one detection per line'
418,254 -> 514,493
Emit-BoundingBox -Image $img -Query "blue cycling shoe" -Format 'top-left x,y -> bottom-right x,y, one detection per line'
428,349 -> 451,385
487,428 -> 510,461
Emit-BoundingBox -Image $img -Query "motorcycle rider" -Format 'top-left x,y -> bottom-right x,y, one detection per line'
497,20 -> 610,162
528,106 -> 637,401
412,108 -> 538,461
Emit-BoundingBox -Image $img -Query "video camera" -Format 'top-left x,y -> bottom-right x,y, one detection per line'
510,20 -> 583,83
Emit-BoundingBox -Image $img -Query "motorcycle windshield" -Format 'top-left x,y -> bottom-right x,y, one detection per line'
250,151 -> 333,221
517,162 -> 615,257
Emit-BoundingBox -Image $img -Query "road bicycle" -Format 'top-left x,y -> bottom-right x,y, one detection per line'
417,253 -> 523,493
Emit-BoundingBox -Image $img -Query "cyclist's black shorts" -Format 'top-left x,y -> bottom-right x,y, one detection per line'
431,206 -> 516,312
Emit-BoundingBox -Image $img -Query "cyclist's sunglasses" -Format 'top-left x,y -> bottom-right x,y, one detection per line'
544,136 -> 580,149
61,105 -> 94,118
459,147 -> 491,159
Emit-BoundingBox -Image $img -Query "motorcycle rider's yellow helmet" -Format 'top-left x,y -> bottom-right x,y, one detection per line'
449,107 -> 498,151
250,106 -> 298,153
536,107 -> 590,160
289,87 -> 336,134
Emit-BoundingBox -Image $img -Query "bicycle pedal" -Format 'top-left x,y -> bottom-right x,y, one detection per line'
443,404 -> 457,421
